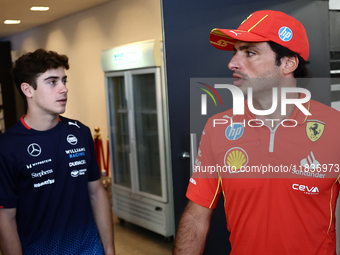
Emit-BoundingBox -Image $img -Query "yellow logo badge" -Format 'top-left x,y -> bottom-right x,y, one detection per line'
224,147 -> 249,173
216,39 -> 228,47
306,121 -> 325,142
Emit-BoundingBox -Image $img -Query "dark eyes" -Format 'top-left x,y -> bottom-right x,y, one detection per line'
48,80 -> 57,85
48,79 -> 67,85
232,50 -> 256,57
246,51 -> 255,57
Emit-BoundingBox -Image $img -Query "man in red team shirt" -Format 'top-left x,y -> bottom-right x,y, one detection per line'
174,10 -> 340,255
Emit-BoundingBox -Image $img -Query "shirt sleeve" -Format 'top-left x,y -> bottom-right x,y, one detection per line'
85,127 -> 101,182
0,145 -> 19,208
186,118 -> 222,209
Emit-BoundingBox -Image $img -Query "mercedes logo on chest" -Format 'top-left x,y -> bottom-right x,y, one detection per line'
27,143 -> 42,157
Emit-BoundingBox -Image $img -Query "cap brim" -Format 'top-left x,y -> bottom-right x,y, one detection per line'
210,28 -> 269,51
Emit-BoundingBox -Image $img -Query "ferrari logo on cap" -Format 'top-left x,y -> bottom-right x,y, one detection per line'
216,39 -> 228,47
306,121 -> 325,142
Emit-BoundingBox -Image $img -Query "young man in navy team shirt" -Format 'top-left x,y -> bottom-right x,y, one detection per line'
0,49 -> 115,255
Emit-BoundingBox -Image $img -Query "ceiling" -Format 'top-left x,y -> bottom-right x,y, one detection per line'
0,0 -> 112,39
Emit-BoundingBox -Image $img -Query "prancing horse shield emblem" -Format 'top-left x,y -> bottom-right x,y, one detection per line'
306,121 -> 325,142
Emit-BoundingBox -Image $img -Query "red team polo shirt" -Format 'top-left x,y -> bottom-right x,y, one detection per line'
187,99 -> 340,255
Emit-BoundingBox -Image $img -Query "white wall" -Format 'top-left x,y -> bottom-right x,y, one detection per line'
9,0 -> 163,172
330,0 -> 340,10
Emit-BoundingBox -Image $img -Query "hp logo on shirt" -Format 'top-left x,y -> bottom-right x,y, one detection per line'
226,124 -> 244,140
279,27 -> 293,42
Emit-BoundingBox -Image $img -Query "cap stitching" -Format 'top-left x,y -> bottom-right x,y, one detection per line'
247,15 -> 268,32
211,32 -> 235,40
210,40 -> 235,46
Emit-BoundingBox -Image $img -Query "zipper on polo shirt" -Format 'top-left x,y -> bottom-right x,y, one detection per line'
263,123 -> 280,153
248,119 -> 281,153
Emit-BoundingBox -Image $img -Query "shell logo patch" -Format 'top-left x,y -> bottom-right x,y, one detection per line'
224,147 -> 248,171
306,120 -> 325,142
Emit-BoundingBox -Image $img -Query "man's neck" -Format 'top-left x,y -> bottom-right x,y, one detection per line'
248,78 -> 299,128
23,112 -> 60,131
251,92 -> 299,128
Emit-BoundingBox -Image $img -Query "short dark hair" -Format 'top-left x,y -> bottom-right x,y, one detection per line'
12,49 -> 69,104
267,41 -> 310,78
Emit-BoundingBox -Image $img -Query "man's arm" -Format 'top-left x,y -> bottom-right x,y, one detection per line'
0,208 -> 22,255
173,200 -> 214,255
88,179 -> 115,255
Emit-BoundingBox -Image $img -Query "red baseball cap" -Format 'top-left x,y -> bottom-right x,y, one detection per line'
209,10 -> 309,61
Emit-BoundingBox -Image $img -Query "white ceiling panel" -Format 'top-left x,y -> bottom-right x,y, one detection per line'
0,0 -> 111,39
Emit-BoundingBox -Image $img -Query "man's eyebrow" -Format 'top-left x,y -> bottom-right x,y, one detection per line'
44,75 -> 67,81
233,44 -> 261,51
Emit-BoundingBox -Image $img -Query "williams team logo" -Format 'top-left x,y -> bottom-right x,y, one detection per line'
67,134 -> 78,145
306,120 -> 325,142
224,147 -> 249,173
27,143 -> 42,157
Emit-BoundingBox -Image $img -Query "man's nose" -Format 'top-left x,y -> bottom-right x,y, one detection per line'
60,83 -> 68,94
228,54 -> 240,71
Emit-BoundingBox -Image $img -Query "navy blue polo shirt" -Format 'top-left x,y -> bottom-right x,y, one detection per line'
0,116 -> 104,254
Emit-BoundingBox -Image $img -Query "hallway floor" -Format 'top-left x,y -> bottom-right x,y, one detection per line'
113,215 -> 174,255
0,215 -> 173,255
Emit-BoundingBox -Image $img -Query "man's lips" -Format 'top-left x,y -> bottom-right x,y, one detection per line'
57,98 -> 67,103
232,72 -> 246,86
232,73 -> 245,80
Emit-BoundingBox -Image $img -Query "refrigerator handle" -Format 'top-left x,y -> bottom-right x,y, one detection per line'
190,133 -> 197,176
182,133 -> 197,176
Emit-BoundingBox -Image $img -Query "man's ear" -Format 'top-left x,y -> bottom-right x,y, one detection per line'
21,83 -> 33,98
282,56 -> 298,76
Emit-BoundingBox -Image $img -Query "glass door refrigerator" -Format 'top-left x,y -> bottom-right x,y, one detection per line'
101,40 -> 174,238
